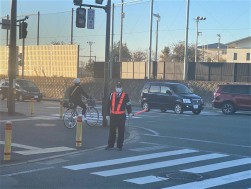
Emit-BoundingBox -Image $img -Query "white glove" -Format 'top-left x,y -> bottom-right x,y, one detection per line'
128,113 -> 133,118
106,116 -> 110,121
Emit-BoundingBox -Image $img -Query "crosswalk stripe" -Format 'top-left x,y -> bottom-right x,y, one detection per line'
63,149 -> 197,170
91,153 -> 228,177
124,175 -> 168,185
182,158 -> 251,173
162,170 -> 251,189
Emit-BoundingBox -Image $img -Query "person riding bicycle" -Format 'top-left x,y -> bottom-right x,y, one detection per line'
69,78 -> 90,120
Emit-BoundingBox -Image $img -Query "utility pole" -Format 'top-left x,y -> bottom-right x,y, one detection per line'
153,13 -> 160,62
87,41 -> 95,62
148,0 -> 153,79
71,8 -> 74,44
8,0 -> 17,114
119,0 -> 124,62
37,11 -> 40,45
183,0 -> 190,80
217,34 -> 221,62
194,16 -> 206,63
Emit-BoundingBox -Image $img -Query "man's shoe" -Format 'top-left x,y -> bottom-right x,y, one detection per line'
105,146 -> 113,150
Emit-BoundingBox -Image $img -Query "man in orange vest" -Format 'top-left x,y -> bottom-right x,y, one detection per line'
105,82 -> 132,151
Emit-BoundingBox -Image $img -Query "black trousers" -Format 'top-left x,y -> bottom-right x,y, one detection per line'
108,114 -> 126,148
73,100 -> 86,115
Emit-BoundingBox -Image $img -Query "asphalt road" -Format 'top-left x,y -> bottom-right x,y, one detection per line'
0,99 -> 251,189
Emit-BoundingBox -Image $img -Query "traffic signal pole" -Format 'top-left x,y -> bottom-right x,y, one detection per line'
8,0 -> 17,115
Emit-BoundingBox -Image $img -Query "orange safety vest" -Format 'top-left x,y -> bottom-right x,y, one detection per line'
111,92 -> 126,115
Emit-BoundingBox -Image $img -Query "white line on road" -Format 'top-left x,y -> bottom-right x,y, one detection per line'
0,141 -> 41,150
2,167 -> 54,177
162,170 -> 251,189
63,149 -> 197,170
143,134 -> 251,148
181,158 -> 251,173
92,153 -> 228,177
125,175 -> 168,185
14,146 -> 76,155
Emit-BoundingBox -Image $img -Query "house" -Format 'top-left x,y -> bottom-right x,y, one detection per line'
225,36 -> 251,63
198,43 -> 227,62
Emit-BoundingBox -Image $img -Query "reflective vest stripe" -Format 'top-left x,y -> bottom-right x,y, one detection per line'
111,92 -> 126,114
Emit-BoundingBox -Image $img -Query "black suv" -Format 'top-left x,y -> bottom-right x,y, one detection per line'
0,79 -> 43,102
140,82 -> 204,114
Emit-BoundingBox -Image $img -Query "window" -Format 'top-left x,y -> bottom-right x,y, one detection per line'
149,85 -> 160,93
233,53 -> 237,60
161,86 -> 171,94
246,53 -> 250,61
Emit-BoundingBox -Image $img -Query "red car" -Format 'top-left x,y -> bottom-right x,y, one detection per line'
212,84 -> 251,114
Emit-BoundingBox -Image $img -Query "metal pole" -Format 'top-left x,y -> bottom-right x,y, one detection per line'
37,11 -> 40,45
6,15 -> 9,46
217,34 -> 221,62
195,18 -> 198,63
183,0 -> 190,80
119,0 -> 124,62
148,0 -> 153,79
22,37 -> 25,78
155,15 -> 159,62
102,0 -> 111,127
8,0 -> 17,114
71,8 -> 74,44
110,3 -> 115,79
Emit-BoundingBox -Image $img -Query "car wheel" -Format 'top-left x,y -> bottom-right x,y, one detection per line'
142,101 -> 150,112
18,94 -> 24,101
192,109 -> 201,115
160,108 -> 167,113
222,102 -> 235,115
174,104 -> 183,114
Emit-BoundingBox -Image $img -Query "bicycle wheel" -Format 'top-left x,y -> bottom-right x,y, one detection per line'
84,107 -> 99,127
63,109 -> 78,129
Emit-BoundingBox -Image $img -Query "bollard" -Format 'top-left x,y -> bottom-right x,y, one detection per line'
59,100 -> 63,119
4,121 -> 12,161
76,115 -> 82,147
30,98 -> 34,116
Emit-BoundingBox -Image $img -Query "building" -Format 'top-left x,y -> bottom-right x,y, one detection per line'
198,43 -> 227,62
225,36 -> 251,63
0,45 -> 79,77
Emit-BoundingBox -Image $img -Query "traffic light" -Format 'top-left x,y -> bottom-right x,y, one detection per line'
95,0 -> 104,4
73,0 -> 82,5
76,8 -> 86,28
19,22 -> 28,39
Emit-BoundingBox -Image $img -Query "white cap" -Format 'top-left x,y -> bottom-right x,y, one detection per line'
73,78 -> 80,84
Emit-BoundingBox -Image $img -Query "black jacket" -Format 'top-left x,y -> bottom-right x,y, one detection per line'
69,84 -> 89,103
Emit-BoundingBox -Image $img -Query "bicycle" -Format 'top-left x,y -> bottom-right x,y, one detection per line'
63,98 -> 99,128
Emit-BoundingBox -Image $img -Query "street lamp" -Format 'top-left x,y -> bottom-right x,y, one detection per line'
153,13 -> 160,62
195,16 -> 206,63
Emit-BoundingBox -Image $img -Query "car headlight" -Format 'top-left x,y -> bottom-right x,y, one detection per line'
183,99 -> 191,103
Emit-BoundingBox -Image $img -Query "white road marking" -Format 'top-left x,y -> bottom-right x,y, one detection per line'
0,141 -> 41,150
35,123 -> 56,127
2,167 -> 54,177
92,153 -> 228,177
14,146 -> 76,155
63,149 -> 197,170
162,170 -> 251,189
143,135 -> 251,148
125,175 -> 168,185
0,116 -> 60,123
182,158 -> 251,173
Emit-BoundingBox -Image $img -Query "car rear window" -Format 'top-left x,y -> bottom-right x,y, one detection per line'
222,85 -> 250,95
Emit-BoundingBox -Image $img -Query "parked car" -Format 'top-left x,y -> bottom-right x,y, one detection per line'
212,84 -> 251,114
140,82 -> 204,114
0,79 -> 43,102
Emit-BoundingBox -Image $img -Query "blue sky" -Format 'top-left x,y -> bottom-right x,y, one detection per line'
1,0 -> 250,61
